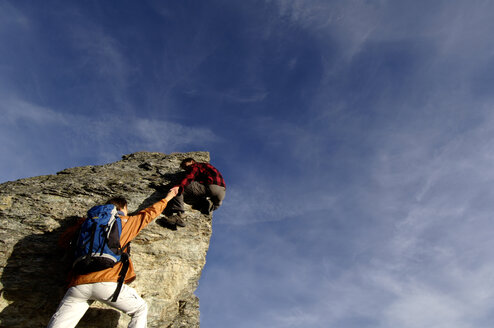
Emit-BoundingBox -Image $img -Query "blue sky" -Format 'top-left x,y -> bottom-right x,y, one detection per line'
3,1 -> 494,327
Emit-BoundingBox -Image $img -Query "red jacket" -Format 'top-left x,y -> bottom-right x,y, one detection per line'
177,162 -> 225,193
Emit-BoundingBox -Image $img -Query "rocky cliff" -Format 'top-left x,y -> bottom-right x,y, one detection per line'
0,151 -> 212,328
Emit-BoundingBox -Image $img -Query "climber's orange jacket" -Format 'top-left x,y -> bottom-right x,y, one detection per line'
59,198 -> 169,287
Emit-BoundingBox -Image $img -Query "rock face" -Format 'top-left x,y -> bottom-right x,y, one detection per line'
0,151 -> 212,328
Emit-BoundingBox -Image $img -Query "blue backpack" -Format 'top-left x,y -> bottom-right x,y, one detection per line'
73,204 -> 130,269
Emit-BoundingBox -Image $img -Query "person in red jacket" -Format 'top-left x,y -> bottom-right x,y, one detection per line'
47,188 -> 177,328
166,158 -> 225,227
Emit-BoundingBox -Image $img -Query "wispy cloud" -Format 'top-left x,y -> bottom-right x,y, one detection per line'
133,118 -> 219,150
67,18 -> 133,110
0,97 -> 218,181
351,108 -> 494,327
0,1 -> 30,30
2,98 -> 68,125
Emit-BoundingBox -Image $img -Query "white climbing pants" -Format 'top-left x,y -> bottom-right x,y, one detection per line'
47,282 -> 148,328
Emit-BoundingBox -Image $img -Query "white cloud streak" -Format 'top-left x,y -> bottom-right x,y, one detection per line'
350,108 -> 494,327
0,97 -> 218,181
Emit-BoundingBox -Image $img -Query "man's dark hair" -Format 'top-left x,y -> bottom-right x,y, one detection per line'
105,196 -> 128,211
180,157 -> 196,170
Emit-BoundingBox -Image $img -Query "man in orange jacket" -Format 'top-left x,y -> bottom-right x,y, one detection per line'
47,188 -> 177,328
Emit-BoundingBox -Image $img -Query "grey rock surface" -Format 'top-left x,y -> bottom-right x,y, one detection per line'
0,151 -> 212,328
